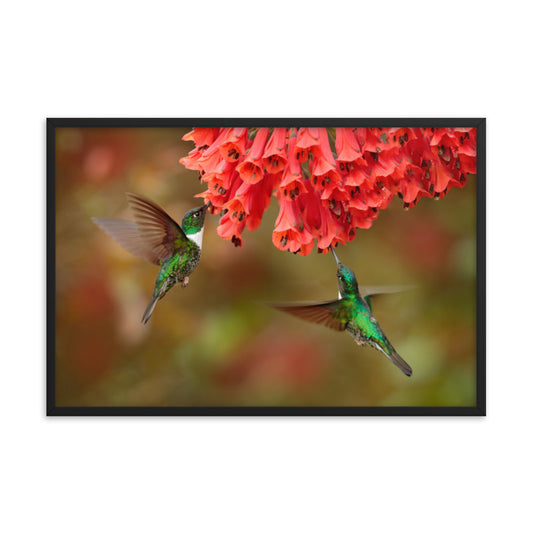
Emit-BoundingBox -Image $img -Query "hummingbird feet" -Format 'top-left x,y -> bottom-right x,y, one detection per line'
181,276 -> 190,288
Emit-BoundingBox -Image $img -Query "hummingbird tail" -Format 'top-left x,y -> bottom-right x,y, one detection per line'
141,295 -> 159,325
374,341 -> 413,377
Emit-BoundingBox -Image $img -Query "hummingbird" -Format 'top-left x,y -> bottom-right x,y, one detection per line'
92,192 -> 209,324
269,248 -> 413,376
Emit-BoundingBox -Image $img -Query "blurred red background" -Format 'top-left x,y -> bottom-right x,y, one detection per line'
55,127 -> 477,407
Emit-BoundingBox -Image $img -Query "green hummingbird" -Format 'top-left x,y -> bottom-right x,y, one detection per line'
92,193 -> 209,324
270,248 -> 413,376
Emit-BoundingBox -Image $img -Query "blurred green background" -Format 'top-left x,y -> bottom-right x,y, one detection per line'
55,127 -> 477,407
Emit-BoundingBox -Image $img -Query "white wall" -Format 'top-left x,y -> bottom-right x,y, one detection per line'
1,1 -> 529,532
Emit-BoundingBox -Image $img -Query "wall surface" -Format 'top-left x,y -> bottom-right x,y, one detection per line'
1,1 -> 529,532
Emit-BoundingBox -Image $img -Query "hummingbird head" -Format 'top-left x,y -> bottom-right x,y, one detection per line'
181,204 -> 208,235
336,263 -> 359,295
331,248 -> 359,296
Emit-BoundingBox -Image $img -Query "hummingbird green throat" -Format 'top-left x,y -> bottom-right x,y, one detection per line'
92,193 -> 208,324
270,248 -> 413,377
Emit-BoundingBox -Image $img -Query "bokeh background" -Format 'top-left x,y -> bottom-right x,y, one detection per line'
55,127 -> 477,407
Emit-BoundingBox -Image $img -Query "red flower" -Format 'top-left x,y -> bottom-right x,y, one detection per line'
217,211 -> 246,248
294,127 -> 320,162
219,128 -> 248,163
182,127 -> 220,147
234,175 -> 275,232
310,129 -> 343,201
179,126 -> 477,255
335,128 -> 362,163
262,128 -> 288,174
235,128 -> 270,184
272,192 -> 314,255
279,133 -> 304,200
316,206 -> 346,251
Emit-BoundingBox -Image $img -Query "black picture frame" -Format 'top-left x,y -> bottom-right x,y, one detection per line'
47,118 -> 486,416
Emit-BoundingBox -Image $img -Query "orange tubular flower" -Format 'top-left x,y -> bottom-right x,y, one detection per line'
294,127 -> 321,163
272,191 -> 315,254
278,134 -> 305,200
182,127 -> 220,147
217,211 -> 246,248
219,128 -> 248,163
262,128 -> 288,174
236,128 -> 270,184
179,127 -> 477,255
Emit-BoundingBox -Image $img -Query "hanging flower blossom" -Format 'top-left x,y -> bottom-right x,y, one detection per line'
279,133 -> 304,200
179,126 -> 477,255
235,128 -> 270,184
272,191 -> 315,255
262,128 -> 288,174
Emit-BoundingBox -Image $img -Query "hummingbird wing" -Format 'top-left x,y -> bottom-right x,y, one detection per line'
267,300 -> 349,332
125,193 -> 189,262
360,285 -> 417,311
91,217 -> 162,265
360,285 -> 417,298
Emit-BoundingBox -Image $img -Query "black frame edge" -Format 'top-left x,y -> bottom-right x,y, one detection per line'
46,117 -> 484,128
475,118 -> 487,415
48,406 -> 484,416
47,119 -> 57,415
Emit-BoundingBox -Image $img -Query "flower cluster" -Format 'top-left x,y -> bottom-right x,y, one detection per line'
180,127 -> 476,255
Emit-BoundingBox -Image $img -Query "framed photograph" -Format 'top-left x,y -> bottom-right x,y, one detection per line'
47,118 -> 485,415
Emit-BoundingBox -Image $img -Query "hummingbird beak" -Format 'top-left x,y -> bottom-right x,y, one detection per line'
330,246 -> 341,266
203,201 -> 212,211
